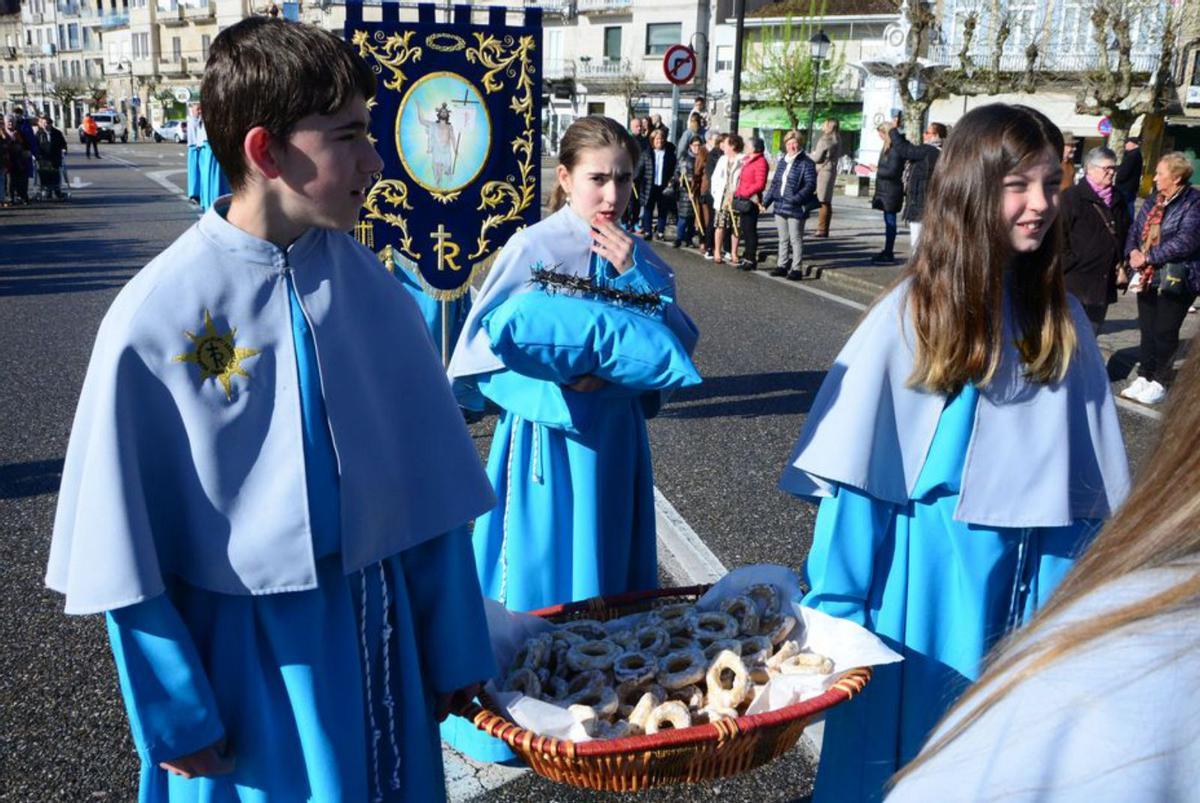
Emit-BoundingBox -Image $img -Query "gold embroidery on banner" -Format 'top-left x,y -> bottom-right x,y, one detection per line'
361,178 -> 420,262
352,29 -> 422,93
425,33 -> 466,53
172,309 -> 262,401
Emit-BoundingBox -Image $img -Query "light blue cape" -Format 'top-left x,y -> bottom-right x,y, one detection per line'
47,203 -> 496,614
780,282 -> 1130,527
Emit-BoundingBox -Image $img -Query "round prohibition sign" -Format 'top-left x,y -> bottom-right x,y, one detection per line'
663,44 -> 697,86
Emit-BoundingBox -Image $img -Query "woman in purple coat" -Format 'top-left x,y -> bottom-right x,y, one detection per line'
1120,152 -> 1200,406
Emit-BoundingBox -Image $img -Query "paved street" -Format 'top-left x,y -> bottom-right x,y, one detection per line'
0,144 -> 1172,801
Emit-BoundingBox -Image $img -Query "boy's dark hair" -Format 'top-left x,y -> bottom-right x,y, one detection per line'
201,17 -> 375,191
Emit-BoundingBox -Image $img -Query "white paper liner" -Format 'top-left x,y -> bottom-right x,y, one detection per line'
478,565 -> 902,742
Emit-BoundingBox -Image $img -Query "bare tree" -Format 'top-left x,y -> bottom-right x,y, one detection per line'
85,80 -> 107,110
1074,0 -> 1194,151
48,77 -> 87,129
611,68 -> 645,124
742,6 -> 848,133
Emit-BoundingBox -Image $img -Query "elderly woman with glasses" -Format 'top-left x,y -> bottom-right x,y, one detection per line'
1059,147 -> 1132,335
1121,152 -> 1200,406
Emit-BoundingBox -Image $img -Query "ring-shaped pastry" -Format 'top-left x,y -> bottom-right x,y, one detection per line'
613,650 -> 658,686
668,634 -> 693,651
745,583 -> 783,619
564,669 -> 607,700
511,634 -> 551,673
547,675 -> 570,700
767,639 -> 800,669
760,614 -> 798,646
740,635 -> 774,666
628,688 -> 665,730
644,700 -> 692,734
777,651 -> 835,675
611,629 -> 637,650
561,619 -> 609,642
657,647 -> 707,690
503,667 -> 542,699
690,611 -> 740,643
566,639 -> 622,672
567,683 -> 619,718
594,720 -> 633,739
634,624 -> 671,656
646,603 -> 695,636
670,683 -> 705,711
701,704 -> 739,724
705,649 -> 750,708
703,638 -> 743,661
720,594 -> 761,636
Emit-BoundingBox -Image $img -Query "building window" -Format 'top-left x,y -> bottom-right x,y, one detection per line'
171,35 -> 180,62
201,34 -> 211,62
645,22 -> 681,56
715,44 -> 733,72
588,101 -> 605,116
604,26 -> 621,62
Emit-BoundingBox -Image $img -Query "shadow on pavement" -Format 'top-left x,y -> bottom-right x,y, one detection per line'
0,458 -> 64,499
665,370 -> 827,419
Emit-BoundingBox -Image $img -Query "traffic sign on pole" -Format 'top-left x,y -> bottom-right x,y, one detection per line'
663,44 -> 697,86
1097,116 -> 1113,136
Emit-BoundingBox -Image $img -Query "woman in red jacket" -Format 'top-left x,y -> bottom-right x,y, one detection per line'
732,136 -> 768,270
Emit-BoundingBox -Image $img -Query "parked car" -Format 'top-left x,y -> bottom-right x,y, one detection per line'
153,119 -> 188,143
78,111 -> 128,143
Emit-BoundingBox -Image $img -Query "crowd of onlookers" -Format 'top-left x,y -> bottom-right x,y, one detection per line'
621,103 -> 1198,407
1,105 -> 71,206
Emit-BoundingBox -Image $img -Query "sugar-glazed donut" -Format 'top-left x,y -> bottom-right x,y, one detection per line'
613,650 -> 657,686
719,594 -> 761,636
563,669 -> 607,700
740,635 -> 773,666
668,634 -> 693,651
745,583 -> 782,619
547,675 -> 570,700
503,667 -> 542,699
657,647 -> 707,690
690,611 -> 740,643
760,614 -> 797,646
767,639 -> 800,669
566,639 -> 622,672
561,619 -> 609,641
700,704 -> 739,724
634,624 -> 671,656
703,638 -> 743,661
646,603 -> 695,635
628,688 -> 665,730
567,684 -> 619,718
777,651 -> 835,675
511,634 -> 552,673
594,719 -> 633,739
670,683 -> 705,711
644,700 -> 693,734
705,649 -> 750,708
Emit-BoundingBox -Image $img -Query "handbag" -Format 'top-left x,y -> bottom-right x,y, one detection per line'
731,196 -> 754,214
1159,262 -> 1191,298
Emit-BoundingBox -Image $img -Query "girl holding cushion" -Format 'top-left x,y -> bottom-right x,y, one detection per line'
778,105 -> 1130,802
445,116 -> 699,759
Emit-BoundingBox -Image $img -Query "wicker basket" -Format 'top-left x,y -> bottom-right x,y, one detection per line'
457,585 -> 872,791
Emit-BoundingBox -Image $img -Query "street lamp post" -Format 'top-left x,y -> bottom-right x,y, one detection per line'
806,29 -> 831,150
119,60 -> 137,141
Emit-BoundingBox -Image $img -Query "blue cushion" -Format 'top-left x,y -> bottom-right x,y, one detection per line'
482,291 -> 701,392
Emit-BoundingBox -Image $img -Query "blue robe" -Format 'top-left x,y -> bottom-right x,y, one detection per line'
805,385 -> 1100,803
441,206 -> 698,762
105,279 -> 496,801
195,142 -> 229,212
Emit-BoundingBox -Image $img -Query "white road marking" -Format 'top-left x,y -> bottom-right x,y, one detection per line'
1114,396 -> 1164,421
654,487 -> 728,583
102,153 -> 192,202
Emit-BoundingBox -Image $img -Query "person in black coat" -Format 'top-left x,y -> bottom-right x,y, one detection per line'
888,119 -> 945,248
1114,137 -> 1143,222
1060,147 -> 1131,334
634,128 -> 676,240
869,123 -> 905,263
763,129 -> 817,280
625,117 -> 650,231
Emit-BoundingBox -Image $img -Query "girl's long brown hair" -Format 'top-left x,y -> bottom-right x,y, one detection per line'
894,353 -> 1200,787
903,104 -> 1076,393
548,115 -> 640,213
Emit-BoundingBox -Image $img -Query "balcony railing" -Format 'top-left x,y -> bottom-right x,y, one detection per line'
927,44 -> 1159,75
57,2 -> 81,15
159,56 -> 189,75
577,58 -> 632,79
543,58 -> 576,80
101,12 -> 130,27
158,6 -> 187,24
184,3 -> 214,19
577,0 -> 630,15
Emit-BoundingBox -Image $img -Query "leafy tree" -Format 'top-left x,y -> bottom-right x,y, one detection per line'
743,1 -> 848,134
48,77 -> 87,129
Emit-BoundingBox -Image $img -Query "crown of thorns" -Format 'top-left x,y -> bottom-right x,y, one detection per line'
530,264 -> 666,313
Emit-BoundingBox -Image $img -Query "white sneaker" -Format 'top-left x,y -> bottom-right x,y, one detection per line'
1120,376 -> 1149,399
1135,380 -> 1166,405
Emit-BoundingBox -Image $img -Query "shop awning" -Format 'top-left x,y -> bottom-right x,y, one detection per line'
739,105 -> 863,132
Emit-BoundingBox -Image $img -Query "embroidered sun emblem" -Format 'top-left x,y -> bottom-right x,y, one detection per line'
173,309 -> 262,401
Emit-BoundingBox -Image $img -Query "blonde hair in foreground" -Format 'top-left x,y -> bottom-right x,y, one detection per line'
893,353 -> 1200,786
902,104 -> 1076,393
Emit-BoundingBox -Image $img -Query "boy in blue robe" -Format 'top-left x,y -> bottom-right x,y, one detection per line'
45,18 -> 498,801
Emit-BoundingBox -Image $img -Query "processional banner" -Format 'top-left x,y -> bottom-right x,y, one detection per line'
345,2 -> 543,301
